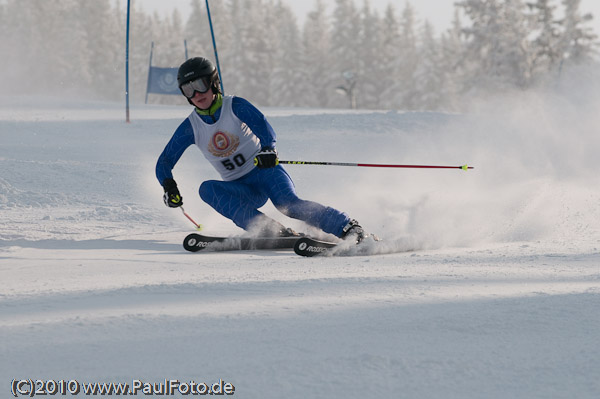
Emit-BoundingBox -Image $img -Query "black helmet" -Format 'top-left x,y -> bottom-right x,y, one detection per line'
177,57 -> 220,94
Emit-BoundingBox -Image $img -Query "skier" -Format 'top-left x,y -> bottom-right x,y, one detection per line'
156,57 -> 366,242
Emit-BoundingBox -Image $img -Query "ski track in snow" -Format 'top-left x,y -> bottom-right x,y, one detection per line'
1,93 -> 600,398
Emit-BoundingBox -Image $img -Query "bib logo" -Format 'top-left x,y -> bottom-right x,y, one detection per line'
208,131 -> 239,157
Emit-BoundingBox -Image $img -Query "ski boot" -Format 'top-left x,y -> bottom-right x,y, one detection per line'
341,219 -> 366,243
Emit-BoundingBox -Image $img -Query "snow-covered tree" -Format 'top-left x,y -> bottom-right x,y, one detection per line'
58,0 -> 95,92
457,0 -> 534,90
356,1 -> 383,109
128,4 -> 158,103
329,0 -> 361,108
268,1 -> 304,107
559,0 -> 598,64
527,0 -> 563,77
79,0 -> 122,99
184,0 -> 209,59
414,21 -> 446,110
395,2 -> 420,109
2,0 -> 599,109
301,0 -> 333,108
225,0 -> 245,96
239,0 -> 272,104
379,4 -> 402,110
438,9 -> 466,109
1,1 -> 34,94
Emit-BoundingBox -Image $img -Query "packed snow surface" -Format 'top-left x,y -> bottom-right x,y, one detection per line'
1,91 -> 599,398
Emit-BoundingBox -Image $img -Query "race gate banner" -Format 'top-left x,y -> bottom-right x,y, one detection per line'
147,66 -> 180,95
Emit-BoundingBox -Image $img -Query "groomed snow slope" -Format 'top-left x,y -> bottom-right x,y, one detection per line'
1,88 -> 599,398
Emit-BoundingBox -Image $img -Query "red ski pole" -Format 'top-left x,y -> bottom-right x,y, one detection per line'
279,160 -> 474,170
180,207 -> 203,231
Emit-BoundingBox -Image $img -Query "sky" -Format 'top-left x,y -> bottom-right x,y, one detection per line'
133,0 -> 600,37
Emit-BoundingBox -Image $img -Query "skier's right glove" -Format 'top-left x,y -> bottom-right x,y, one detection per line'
254,147 -> 279,169
162,178 -> 183,208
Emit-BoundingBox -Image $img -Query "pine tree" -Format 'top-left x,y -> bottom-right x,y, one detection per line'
379,4 -> 402,110
302,0 -> 332,108
0,0 -> 34,94
227,0 -> 245,95
2,0 -> 598,109
83,0 -> 122,99
329,0 -> 360,108
233,0 -> 271,104
528,0 -> 563,77
559,0 -> 599,64
396,2 -> 419,109
151,10 -> 185,69
184,0 -> 209,58
503,0 -> 535,87
269,1 -> 304,107
415,21 -> 445,110
60,0 -> 94,93
129,4 -> 157,103
439,9 -> 466,110
457,0 -> 533,91
357,1 -> 383,109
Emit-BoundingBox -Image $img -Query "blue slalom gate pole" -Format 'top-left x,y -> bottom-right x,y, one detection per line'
145,42 -> 154,104
125,0 -> 131,122
205,0 -> 224,94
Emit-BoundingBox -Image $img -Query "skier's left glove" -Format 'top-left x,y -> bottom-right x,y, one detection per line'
162,178 -> 183,208
254,147 -> 279,169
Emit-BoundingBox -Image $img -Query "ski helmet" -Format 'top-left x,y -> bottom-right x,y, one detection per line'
177,57 -> 220,96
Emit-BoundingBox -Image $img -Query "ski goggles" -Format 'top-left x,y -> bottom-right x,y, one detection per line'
180,77 -> 211,98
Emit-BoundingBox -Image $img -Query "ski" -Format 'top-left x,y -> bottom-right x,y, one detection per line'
294,235 -> 387,257
183,233 -> 299,252
293,236 -> 339,257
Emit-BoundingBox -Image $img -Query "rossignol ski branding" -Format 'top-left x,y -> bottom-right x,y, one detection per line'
183,233 -> 299,252
294,237 -> 338,257
297,242 -> 329,253
187,237 -> 217,249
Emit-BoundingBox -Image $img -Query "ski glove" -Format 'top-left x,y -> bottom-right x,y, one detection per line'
254,147 -> 279,169
162,178 -> 183,208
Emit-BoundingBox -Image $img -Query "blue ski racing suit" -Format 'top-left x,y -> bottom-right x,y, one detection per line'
156,94 -> 353,237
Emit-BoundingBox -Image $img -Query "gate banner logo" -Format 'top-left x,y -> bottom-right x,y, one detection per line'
147,67 -> 180,95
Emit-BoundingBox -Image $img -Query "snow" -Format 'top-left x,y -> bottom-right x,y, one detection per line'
1,90 -> 600,398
